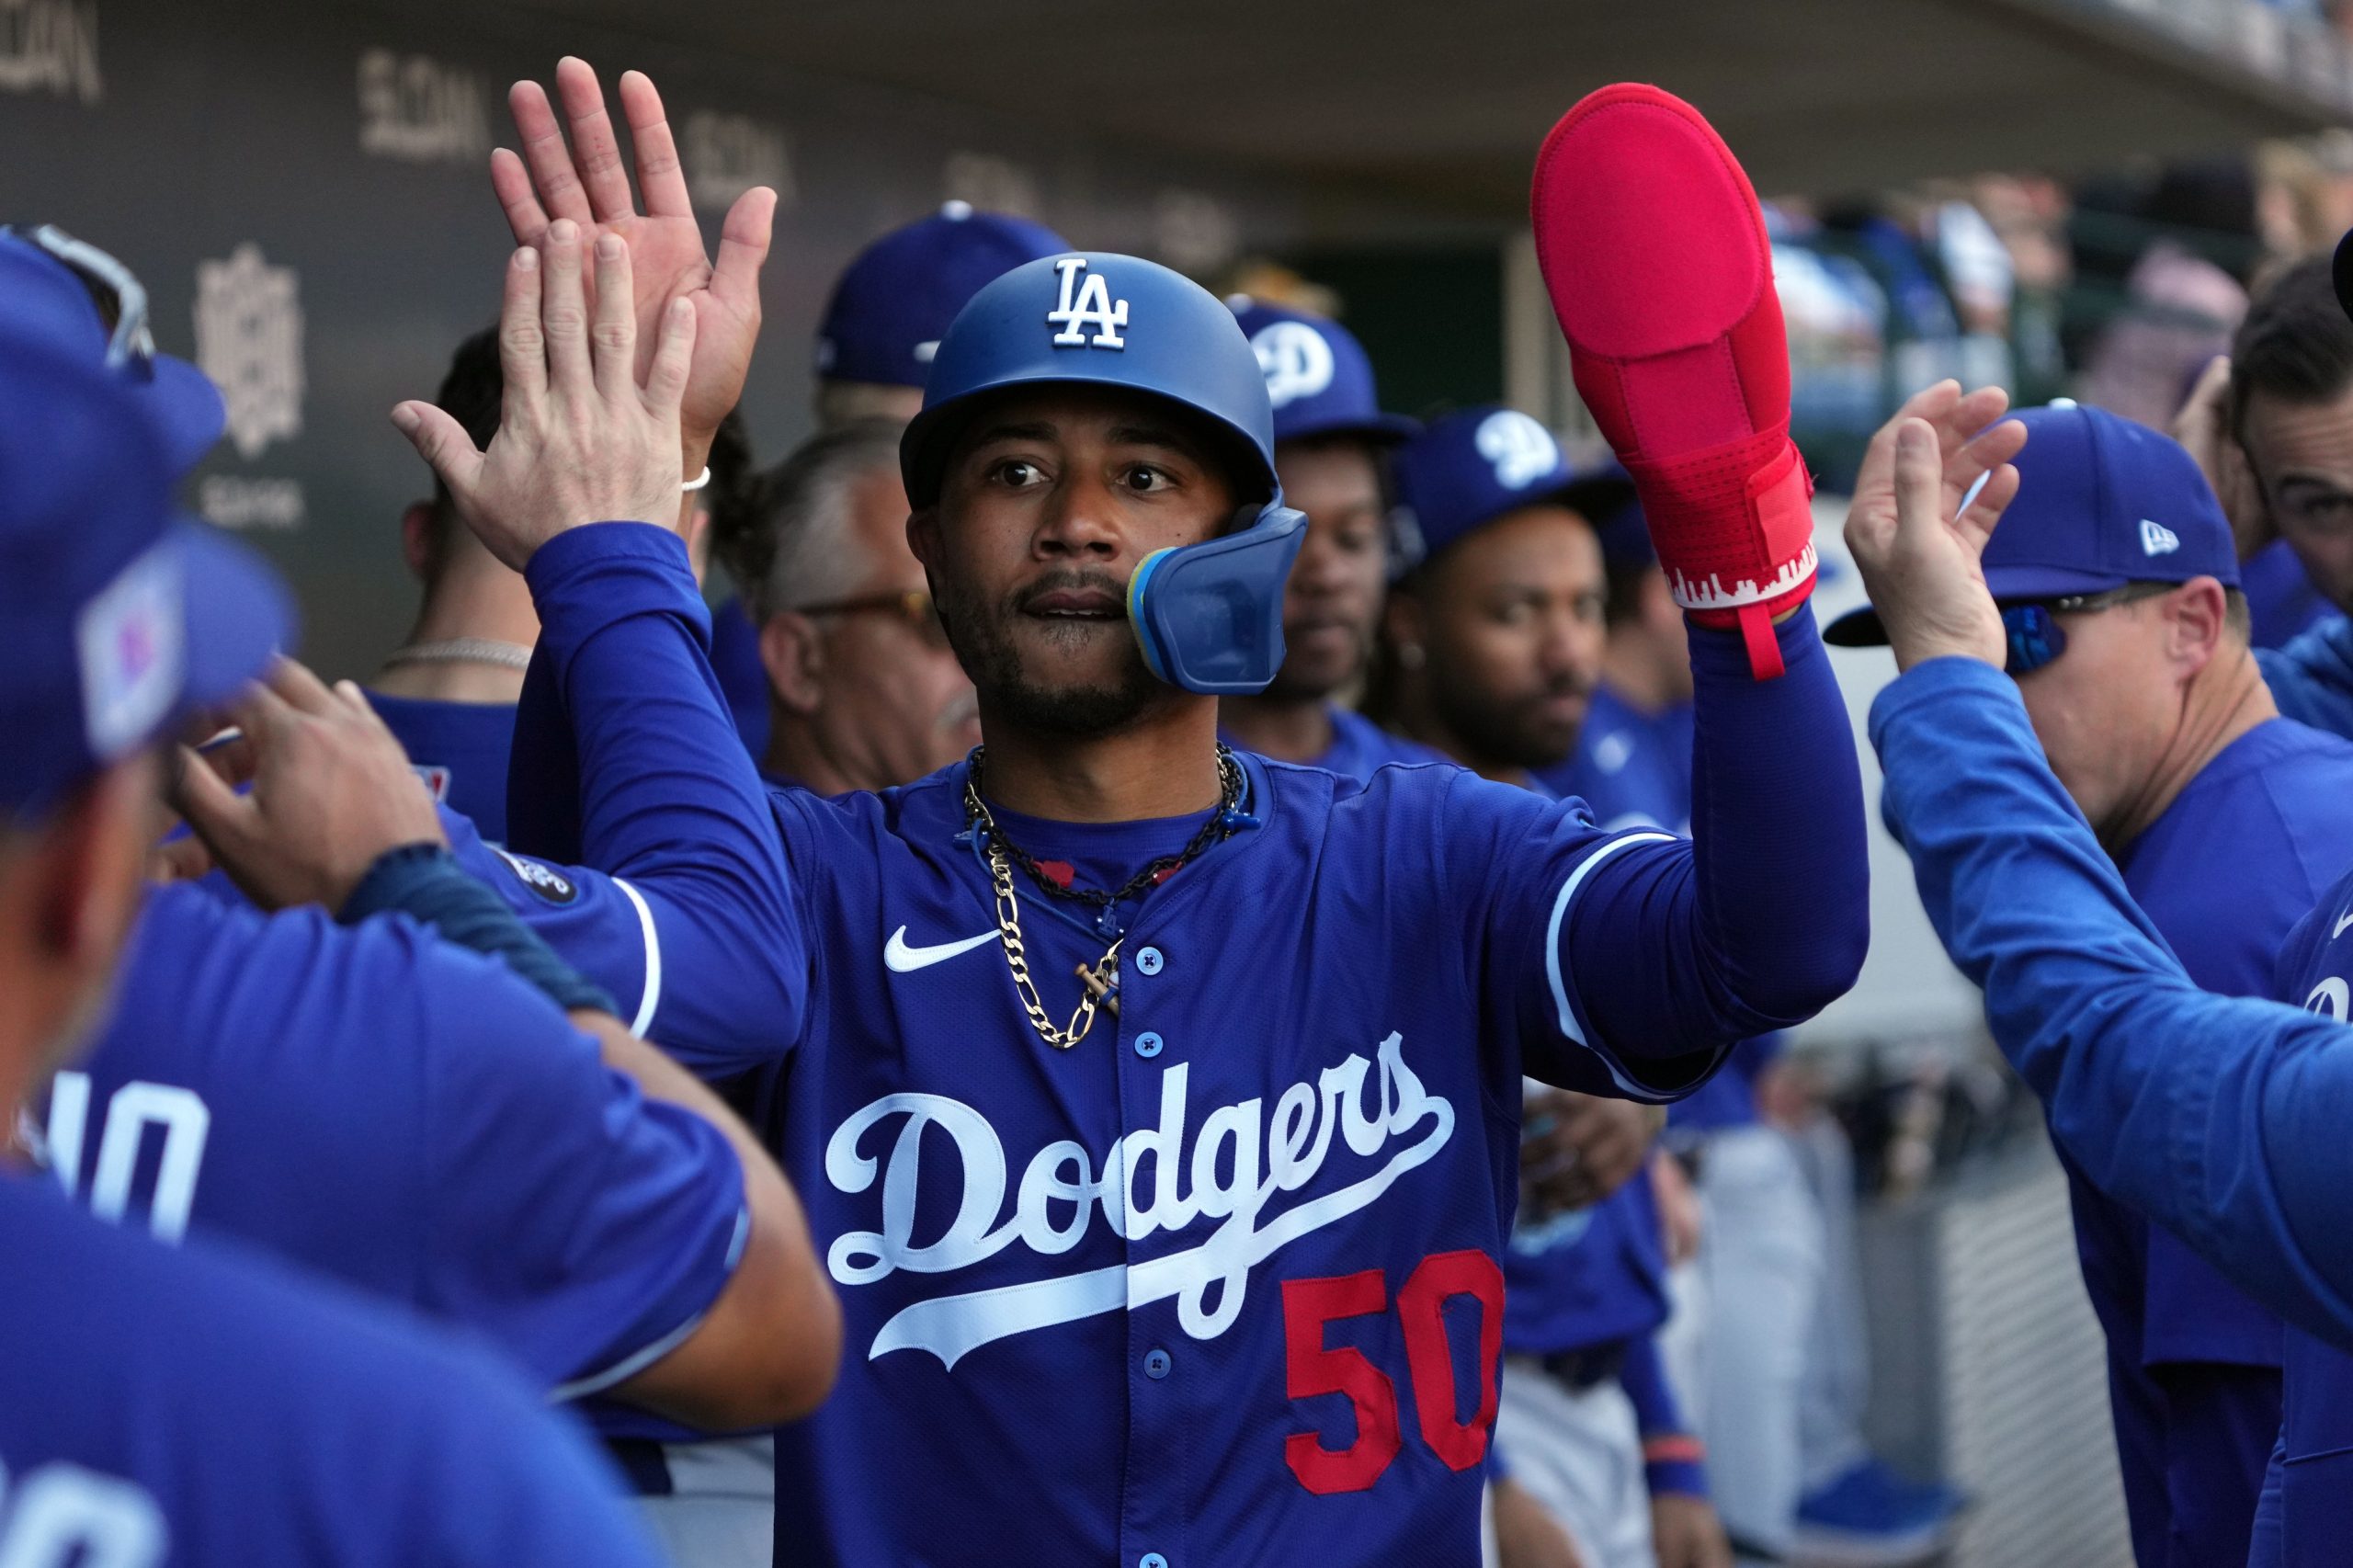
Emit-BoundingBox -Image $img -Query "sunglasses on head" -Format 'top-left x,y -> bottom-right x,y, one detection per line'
6,223 -> 155,373
1998,582 -> 2176,676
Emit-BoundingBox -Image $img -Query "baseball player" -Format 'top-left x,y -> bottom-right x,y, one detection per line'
1847,373 -> 2353,1568
1215,296 -> 1442,776
10,222 -> 839,1440
0,288 -> 665,1568
1834,402 -> 2353,1567
63,670 -> 842,1429
395,72 -> 1875,1566
1382,405 -> 1728,1568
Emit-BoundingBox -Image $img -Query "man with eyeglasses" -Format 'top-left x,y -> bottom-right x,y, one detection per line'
1829,401 -> 2353,1568
714,419 -> 980,795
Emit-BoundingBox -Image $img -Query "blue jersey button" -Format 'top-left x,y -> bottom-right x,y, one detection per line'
1144,1347 -> 1172,1380
1135,946 -> 1165,976
1141,1555 -> 1169,1568
1134,1031 -> 1163,1058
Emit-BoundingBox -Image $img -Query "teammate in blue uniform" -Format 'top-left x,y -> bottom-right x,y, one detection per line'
394,83 -> 1877,1553
1379,407 -> 1728,1568
1833,402 -> 2353,1566
1847,391 -> 2353,1568
1539,496 -> 1692,830
0,269 -> 666,1568
1213,296 -> 1443,777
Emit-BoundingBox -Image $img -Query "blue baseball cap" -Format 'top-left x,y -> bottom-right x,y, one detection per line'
1826,402 -> 2237,646
0,322 -> 294,819
815,202 -> 1072,389
1391,406 -> 1631,566
0,226 -> 226,477
1226,296 -> 1416,447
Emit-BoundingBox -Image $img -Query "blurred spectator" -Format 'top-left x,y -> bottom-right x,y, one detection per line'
2075,243 -> 2247,432
714,419 -> 978,794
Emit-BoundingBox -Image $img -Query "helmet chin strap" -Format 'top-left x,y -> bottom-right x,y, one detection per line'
1127,501 -> 1307,695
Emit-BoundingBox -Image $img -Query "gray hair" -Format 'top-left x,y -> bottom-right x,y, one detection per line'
722,419 -> 907,623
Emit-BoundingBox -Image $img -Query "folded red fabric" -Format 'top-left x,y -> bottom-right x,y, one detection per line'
1532,84 -> 1815,678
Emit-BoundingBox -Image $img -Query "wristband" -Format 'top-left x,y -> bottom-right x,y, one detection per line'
339,843 -> 620,1017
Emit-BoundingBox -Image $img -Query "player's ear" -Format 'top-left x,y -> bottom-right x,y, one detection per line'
1382,584 -> 1429,667
399,502 -> 438,583
2166,576 -> 2230,675
758,612 -> 825,716
906,506 -> 940,574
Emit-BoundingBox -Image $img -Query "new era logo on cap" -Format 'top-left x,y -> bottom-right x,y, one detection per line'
2140,519 -> 2180,557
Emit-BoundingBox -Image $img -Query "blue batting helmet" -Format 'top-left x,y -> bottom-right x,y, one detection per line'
901,252 -> 1305,696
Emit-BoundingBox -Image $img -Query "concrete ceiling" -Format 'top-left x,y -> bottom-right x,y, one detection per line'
484,0 -> 2350,215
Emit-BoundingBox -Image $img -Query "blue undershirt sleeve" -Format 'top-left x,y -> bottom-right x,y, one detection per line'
1870,655 -> 2353,1348
517,524 -> 809,1074
1557,606 -> 1870,1067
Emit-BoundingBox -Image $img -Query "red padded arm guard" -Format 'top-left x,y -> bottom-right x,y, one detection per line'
1531,84 -> 1814,678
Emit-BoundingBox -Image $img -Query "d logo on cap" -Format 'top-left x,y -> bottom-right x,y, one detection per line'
1253,321 -> 1336,409
1476,410 -> 1561,489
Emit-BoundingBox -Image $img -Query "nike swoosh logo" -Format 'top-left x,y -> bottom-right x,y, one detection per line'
2335,910 -> 2353,940
884,926 -> 998,973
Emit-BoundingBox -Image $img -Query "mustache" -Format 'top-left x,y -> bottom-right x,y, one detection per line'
1009,568 -> 1129,616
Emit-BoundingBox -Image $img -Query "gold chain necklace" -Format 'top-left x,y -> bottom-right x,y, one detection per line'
962,746 -> 1244,1051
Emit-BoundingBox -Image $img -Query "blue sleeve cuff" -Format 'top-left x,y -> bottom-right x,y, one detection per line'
1866,653 -> 2018,752
523,524 -> 710,679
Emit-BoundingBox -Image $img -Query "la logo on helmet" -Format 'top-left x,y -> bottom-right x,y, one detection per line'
1253,321 -> 1334,408
1476,410 -> 1560,489
1047,257 -> 1129,349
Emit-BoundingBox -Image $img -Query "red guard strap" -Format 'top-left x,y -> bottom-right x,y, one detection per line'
1737,603 -> 1783,680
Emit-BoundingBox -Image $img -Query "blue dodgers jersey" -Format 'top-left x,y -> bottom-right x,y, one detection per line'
753,757 -> 1703,1567
366,689 -> 517,845
2258,617 -> 2353,742
2265,876 -> 2353,1568
1217,705 -> 1448,785
0,1174 -> 665,1568
45,881 -> 748,1399
1501,1164 -> 1669,1358
2113,720 -> 2353,1367
2055,720 -> 2353,1561
501,521 -> 1866,1565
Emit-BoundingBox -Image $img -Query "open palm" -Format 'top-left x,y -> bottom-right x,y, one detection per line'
491,58 -> 774,445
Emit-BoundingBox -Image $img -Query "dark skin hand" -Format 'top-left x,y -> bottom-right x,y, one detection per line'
1521,1090 -> 1665,1217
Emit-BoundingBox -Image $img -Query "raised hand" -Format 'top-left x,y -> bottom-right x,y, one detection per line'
392,222 -> 696,570
1844,389 -> 2028,673
2172,355 -> 2268,559
171,660 -> 447,913
491,59 -> 773,457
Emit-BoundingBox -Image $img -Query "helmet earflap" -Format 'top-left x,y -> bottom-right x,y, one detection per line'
1128,500 -> 1306,694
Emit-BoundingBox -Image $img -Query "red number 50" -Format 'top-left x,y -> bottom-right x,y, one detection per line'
1280,1249 -> 1506,1494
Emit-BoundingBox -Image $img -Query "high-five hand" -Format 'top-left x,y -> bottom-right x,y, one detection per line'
492,59 -> 773,457
1844,385 -> 2029,672
392,223 -> 696,570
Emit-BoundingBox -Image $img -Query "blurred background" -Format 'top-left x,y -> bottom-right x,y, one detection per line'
9,1 -> 2353,1561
